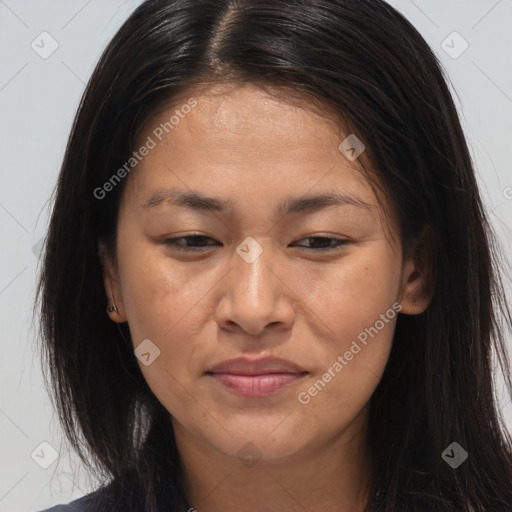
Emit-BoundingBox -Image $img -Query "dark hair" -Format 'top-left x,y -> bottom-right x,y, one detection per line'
36,0 -> 512,510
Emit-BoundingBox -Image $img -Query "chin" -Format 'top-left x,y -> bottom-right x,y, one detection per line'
205,418 -> 315,464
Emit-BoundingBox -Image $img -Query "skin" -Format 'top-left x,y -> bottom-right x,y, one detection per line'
99,82 -> 431,512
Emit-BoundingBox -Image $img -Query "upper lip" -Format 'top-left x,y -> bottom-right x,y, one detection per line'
207,356 -> 307,376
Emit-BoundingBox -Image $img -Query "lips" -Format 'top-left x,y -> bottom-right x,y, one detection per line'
208,356 -> 306,375
206,357 -> 308,397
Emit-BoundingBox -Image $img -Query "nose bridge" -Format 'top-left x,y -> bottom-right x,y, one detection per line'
215,236 -> 294,334
232,236 -> 276,305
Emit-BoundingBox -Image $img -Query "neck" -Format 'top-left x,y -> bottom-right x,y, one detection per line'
173,408 -> 374,512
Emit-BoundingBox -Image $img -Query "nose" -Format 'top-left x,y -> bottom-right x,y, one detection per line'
213,239 -> 295,337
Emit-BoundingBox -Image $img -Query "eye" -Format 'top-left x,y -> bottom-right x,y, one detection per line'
163,234 -> 220,251
163,234 -> 349,253
291,236 -> 350,252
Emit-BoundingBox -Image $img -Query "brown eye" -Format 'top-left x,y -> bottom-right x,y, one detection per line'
291,237 -> 350,251
164,235 -> 220,251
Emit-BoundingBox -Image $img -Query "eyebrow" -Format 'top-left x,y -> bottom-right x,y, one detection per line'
140,187 -> 374,216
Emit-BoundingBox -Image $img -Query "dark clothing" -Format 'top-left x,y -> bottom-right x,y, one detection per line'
39,489 -> 119,512
38,485 -> 137,512
38,480 -> 189,512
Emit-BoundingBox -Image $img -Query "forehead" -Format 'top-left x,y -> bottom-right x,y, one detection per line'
131,83 -> 370,185
149,83 -> 364,158
121,83 -> 395,223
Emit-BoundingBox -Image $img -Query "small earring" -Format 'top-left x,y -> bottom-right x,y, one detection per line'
107,281 -> 120,316
107,303 -> 119,314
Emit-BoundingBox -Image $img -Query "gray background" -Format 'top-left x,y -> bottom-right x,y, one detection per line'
0,1 -> 511,511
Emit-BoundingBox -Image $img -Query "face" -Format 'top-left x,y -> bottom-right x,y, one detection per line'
100,82 -> 429,465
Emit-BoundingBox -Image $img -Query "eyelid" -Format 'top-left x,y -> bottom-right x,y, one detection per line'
163,234 -> 219,251
162,234 -> 350,252
292,236 -> 350,251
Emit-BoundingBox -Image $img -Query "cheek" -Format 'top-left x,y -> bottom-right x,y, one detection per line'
116,244 -> 213,394
303,241 -> 401,335
294,245 -> 400,408
296,315 -> 396,437
118,242 -> 195,339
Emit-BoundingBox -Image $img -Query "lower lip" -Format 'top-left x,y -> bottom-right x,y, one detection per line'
208,372 -> 307,397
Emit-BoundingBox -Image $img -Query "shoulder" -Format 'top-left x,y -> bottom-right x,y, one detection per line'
36,484 -> 127,512
35,472 -> 188,512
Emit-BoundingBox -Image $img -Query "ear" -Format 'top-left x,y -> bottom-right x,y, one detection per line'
98,239 -> 128,323
398,225 -> 436,315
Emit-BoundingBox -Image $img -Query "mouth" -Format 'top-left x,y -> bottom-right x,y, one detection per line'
205,356 -> 308,398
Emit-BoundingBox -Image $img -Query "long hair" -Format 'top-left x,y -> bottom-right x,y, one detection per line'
35,1 -> 512,510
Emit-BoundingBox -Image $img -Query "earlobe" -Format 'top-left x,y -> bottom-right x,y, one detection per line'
97,240 -> 128,323
398,226 -> 436,315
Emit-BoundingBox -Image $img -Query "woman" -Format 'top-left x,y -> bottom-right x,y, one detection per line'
36,0 -> 512,511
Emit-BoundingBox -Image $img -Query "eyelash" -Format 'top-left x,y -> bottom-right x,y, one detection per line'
163,234 -> 349,252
